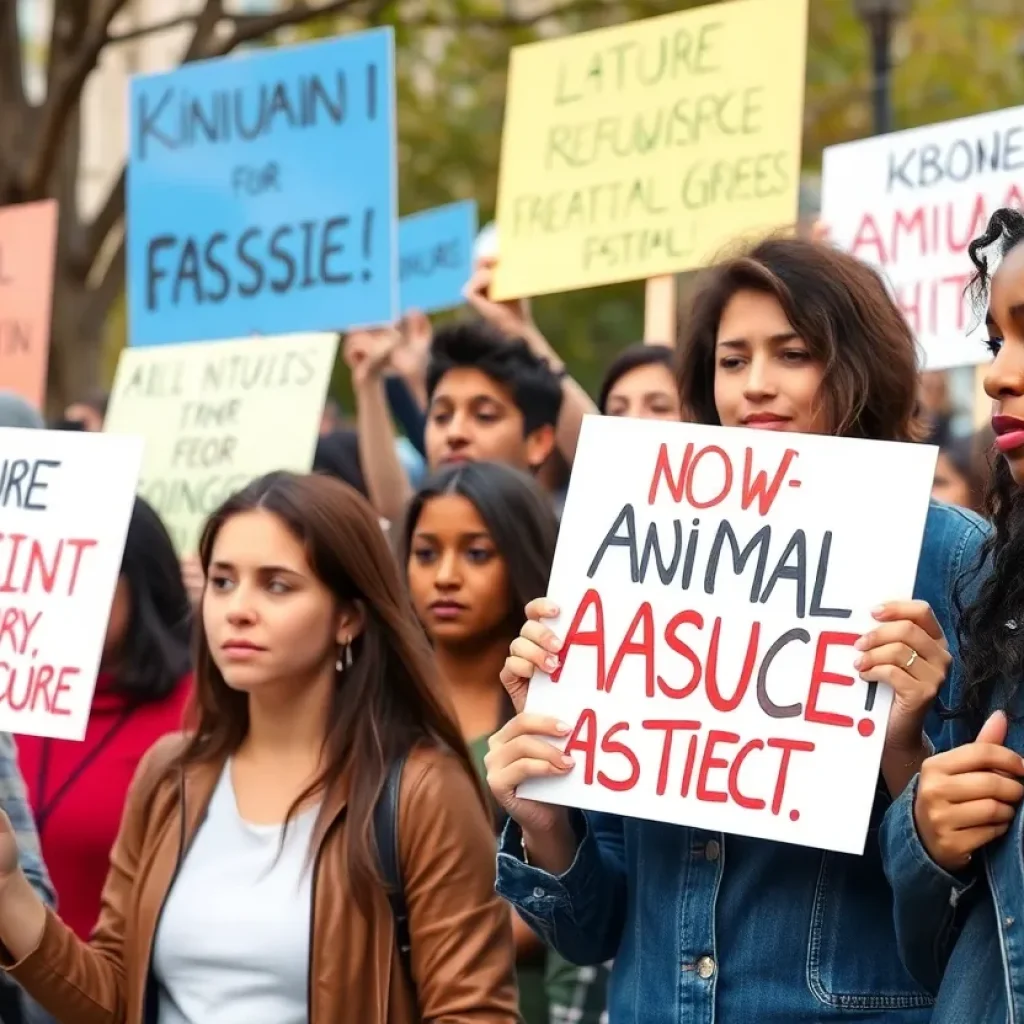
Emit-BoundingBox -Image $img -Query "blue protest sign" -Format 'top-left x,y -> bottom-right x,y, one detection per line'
398,200 -> 477,315
128,28 -> 397,347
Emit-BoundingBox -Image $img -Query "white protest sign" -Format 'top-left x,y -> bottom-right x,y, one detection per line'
104,332 -> 337,555
0,429 -> 142,741
519,416 -> 936,855
822,105 -> 1024,371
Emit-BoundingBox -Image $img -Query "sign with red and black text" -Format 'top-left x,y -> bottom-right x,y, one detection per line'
519,416 -> 936,855
821,105 -> 1024,371
0,429 -> 142,740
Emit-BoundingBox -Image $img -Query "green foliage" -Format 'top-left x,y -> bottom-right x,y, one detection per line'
107,0 -> 1024,406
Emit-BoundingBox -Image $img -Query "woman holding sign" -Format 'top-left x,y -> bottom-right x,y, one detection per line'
402,460 -> 608,1024
882,207 -> 1024,1022
0,472 -> 519,1023
487,237 -> 987,1024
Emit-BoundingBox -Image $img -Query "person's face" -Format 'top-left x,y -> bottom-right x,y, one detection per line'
203,509 -> 359,695
984,243 -> 1024,485
407,495 -> 510,647
713,289 -> 828,435
424,367 -> 553,472
64,403 -> 103,432
102,575 -> 130,666
931,451 -> 971,508
604,362 -> 681,421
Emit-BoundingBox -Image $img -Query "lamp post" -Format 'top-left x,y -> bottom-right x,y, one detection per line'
854,0 -> 912,135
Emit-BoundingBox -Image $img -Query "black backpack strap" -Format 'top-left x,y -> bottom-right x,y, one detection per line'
374,754 -> 414,994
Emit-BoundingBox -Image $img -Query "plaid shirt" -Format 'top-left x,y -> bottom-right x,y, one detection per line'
546,957 -> 611,1024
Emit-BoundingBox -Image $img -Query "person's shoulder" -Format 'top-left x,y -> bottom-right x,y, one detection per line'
400,742 -> 478,800
923,499 -> 989,558
133,731 -> 191,795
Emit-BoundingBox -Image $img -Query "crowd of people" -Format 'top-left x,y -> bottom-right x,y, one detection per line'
0,207 -> 1017,1023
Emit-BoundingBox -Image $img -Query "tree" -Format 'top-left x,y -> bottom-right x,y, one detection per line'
8,0 -> 1024,409
1,0 -> 655,411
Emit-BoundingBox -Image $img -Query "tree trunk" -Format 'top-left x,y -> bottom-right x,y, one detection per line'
46,270 -> 104,416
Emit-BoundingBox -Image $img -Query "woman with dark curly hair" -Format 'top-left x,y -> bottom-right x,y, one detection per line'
881,206 -> 1024,1022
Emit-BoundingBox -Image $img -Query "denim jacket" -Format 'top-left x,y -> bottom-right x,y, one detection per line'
880,547 -> 1024,1023
497,501 -> 987,1024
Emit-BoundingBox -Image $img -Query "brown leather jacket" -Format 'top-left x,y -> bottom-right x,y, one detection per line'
4,734 -> 521,1024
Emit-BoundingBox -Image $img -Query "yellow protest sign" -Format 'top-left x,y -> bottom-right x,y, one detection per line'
103,333 -> 338,555
491,0 -> 808,300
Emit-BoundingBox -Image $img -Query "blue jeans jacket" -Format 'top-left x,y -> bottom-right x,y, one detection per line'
880,557 -> 1024,1023
497,501 -> 988,1024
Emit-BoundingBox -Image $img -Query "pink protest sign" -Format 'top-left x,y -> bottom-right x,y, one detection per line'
0,200 -> 58,409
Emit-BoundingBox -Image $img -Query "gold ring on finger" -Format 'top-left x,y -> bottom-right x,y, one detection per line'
904,648 -> 919,670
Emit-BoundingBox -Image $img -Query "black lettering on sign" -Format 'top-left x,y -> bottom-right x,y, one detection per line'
121,360 -> 186,400
886,126 -> 1024,193
145,212 -> 376,312
554,21 -> 723,104
135,72 -> 350,160
0,459 -> 61,511
546,88 -> 764,171
400,239 -> 462,281
200,349 -> 317,392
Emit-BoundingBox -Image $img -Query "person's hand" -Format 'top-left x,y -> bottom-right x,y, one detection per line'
391,310 -> 432,383
499,597 -> 563,713
343,327 -> 399,387
463,258 -> 533,339
484,713 -> 573,837
854,600 -> 951,753
914,711 -> 1024,871
181,555 -> 205,607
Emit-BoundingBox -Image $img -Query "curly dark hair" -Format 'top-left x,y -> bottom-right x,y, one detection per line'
953,207 -> 1024,730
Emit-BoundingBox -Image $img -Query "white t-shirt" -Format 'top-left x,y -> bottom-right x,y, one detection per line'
152,763 -> 317,1024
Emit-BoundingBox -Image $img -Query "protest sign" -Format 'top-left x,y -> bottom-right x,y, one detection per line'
0,201 -> 58,408
128,29 -> 397,346
490,0 -> 808,300
519,416 -> 936,855
0,429 -> 141,740
399,200 -> 477,314
104,332 -> 337,554
822,105 -> 1024,371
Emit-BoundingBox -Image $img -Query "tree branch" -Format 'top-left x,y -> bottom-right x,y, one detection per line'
0,0 -> 26,114
82,232 -> 125,340
107,0 -> 368,54
208,0 -> 368,58
20,0 -> 131,199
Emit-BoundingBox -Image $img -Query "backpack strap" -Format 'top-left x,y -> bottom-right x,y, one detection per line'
374,754 -> 414,994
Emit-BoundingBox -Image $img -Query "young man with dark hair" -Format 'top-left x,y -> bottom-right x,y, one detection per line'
424,321 -> 563,473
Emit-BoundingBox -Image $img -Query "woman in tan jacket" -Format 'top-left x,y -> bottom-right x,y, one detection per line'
0,472 -> 520,1024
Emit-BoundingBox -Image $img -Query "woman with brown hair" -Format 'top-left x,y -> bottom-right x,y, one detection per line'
486,238 -> 989,1024
0,472 -> 519,1024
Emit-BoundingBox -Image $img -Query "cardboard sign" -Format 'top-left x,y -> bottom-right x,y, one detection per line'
104,333 -> 337,554
399,200 -> 477,314
822,105 -> 1024,371
0,428 -> 142,740
519,416 -> 936,855
490,0 -> 808,300
0,201 -> 58,408
128,29 -> 397,346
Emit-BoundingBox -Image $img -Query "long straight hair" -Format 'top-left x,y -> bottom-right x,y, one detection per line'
179,472 -> 478,910
399,461 -> 558,719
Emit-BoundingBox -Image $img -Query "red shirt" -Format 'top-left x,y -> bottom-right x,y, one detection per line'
17,673 -> 192,939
